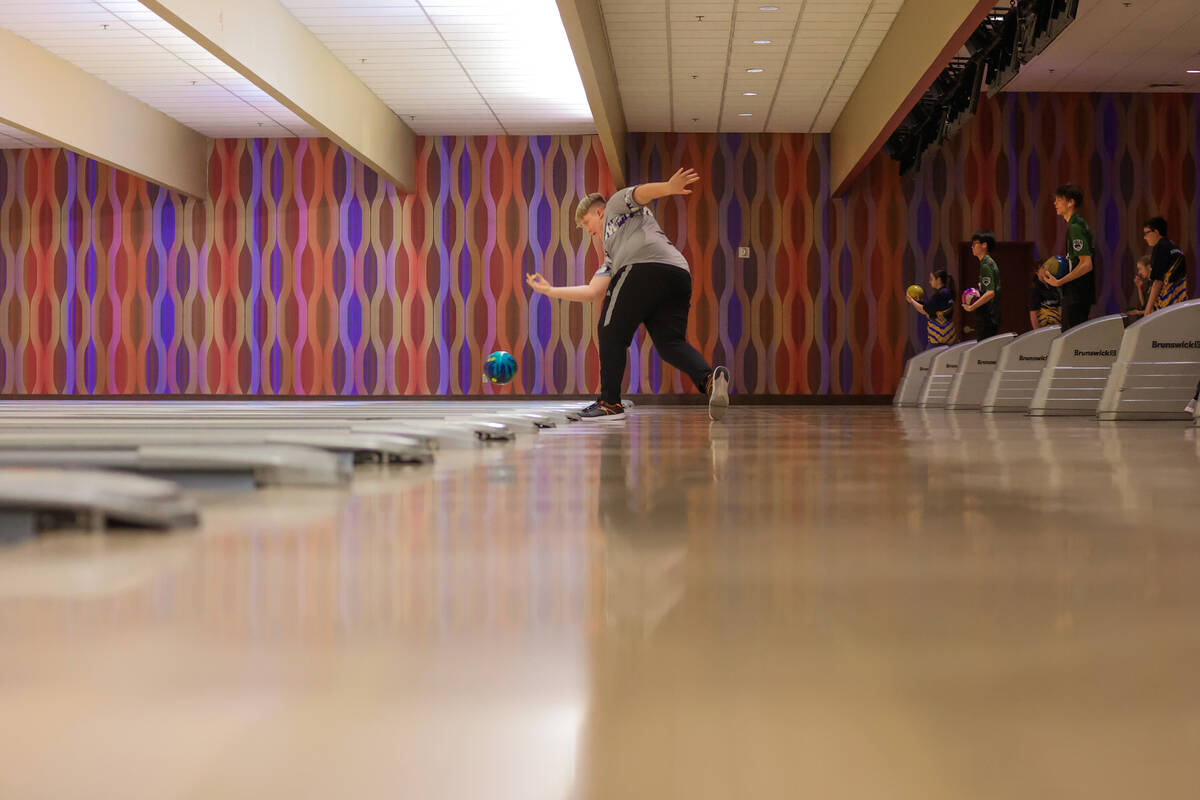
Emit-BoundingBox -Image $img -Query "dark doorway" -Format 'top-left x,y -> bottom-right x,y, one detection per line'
958,240 -> 1038,337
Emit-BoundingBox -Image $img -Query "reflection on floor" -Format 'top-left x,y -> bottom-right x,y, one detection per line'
1,407 -> 1198,799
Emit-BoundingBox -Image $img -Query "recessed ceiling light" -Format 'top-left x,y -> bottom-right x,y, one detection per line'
747,68 -> 764,73
738,113 -> 753,117
744,92 -> 758,96
753,40 -> 771,44
1188,69 -> 1200,74
759,5 -> 779,10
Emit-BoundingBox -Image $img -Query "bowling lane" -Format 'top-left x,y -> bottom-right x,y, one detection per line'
0,407 -> 1198,799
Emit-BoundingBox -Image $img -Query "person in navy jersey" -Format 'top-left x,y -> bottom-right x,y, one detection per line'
906,269 -> 957,347
1141,216 -> 1188,313
1029,259 -> 1062,329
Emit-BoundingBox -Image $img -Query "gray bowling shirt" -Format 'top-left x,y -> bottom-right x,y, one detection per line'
595,187 -> 690,277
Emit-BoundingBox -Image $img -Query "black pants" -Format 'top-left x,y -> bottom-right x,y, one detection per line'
976,317 -> 999,342
1061,302 -> 1092,331
598,263 -> 712,404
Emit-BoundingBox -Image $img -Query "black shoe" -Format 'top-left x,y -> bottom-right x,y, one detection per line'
707,366 -> 730,421
581,399 -> 634,412
579,400 -> 626,423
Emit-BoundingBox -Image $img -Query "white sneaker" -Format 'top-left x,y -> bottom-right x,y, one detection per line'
1186,398 -> 1197,415
707,366 -> 730,421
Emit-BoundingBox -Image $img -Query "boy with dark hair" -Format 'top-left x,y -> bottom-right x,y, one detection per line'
1041,184 -> 1095,331
963,231 -> 1001,340
1141,216 -> 1188,313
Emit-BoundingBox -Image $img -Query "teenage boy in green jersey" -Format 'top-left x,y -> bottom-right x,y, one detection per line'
962,231 -> 1002,340
1041,184 -> 1096,331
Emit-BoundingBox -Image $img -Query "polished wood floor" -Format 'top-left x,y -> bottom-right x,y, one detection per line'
1,406 -> 1198,799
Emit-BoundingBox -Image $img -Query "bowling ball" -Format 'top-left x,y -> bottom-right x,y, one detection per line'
1042,255 -> 1069,279
906,284 -> 924,301
962,287 -> 981,305
483,351 -> 518,385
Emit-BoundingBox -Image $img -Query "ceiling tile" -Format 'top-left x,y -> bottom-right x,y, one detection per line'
0,121 -> 55,150
0,0 -> 319,138
282,0 -> 594,135
602,0 -> 905,133
1007,0 -> 1200,93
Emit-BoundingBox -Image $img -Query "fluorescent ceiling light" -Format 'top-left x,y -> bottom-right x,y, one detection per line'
454,0 -> 592,121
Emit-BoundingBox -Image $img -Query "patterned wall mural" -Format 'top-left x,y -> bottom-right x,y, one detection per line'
0,136 -> 616,396
627,132 -> 907,395
1,92 -> 1197,396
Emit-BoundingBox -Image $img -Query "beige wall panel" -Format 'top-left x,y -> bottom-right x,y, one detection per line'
0,28 -> 208,198
141,0 -> 416,192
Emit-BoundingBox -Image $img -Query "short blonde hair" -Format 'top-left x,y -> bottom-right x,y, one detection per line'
574,193 -> 605,227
